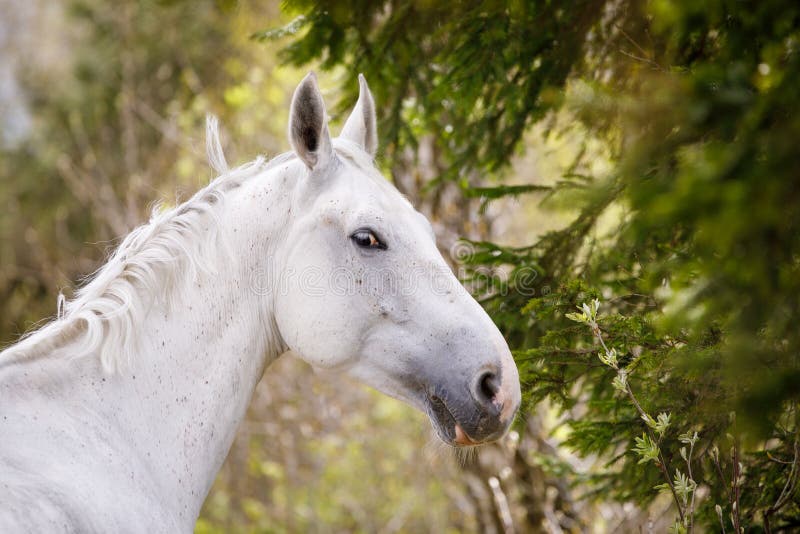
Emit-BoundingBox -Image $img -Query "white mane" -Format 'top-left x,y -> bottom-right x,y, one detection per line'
0,119 -> 390,373
1,119 -> 273,372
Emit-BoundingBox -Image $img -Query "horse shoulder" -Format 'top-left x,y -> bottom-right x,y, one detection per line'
0,465 -> 98,533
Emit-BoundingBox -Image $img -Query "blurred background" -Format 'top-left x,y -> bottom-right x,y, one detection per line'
2,0 -> 798,532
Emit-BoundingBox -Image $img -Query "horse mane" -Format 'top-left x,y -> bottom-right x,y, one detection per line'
0,118 -> 280,372
0,118 -> 391,373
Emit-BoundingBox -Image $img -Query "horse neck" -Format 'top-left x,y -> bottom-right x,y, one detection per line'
90,170 -> 291,524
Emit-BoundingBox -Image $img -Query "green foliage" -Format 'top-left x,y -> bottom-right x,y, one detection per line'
275,0 -> 800,530
272,0 -> 606,182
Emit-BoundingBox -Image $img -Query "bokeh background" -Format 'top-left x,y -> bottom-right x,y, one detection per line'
2,1 -> 798,532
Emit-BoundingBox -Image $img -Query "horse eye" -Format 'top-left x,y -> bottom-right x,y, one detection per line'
351,230 -> 386,250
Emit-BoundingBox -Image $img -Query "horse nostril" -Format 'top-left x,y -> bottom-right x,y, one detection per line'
476,371 -> 500,408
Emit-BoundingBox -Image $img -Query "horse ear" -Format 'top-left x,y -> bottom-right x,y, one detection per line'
340,74 -> 378,157
288,72 -> 333,170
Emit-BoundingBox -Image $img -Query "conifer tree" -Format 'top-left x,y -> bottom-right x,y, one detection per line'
273,1 -> 800,529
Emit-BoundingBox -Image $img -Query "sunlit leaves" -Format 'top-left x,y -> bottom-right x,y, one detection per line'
269,0 -> 800,530
643,412 -> 672,437
633,433 -> 661,465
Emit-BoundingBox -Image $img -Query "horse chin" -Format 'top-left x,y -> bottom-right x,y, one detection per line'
425,395 -> 482,448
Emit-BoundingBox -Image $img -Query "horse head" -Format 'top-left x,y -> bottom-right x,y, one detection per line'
274,73 -> 521,446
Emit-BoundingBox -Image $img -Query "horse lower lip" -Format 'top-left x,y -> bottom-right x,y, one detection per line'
454,424 -> 480,446
429,395 -> 481,446
428,395 -> 457,442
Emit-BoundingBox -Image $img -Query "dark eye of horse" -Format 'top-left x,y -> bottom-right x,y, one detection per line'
351,229 -> 386,250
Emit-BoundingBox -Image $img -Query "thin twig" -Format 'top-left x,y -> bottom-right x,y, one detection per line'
623,380 -> 686,524
618,49 -> 663,71
687,439 -> 696,533
764,427 -> 799,533
712,451 -> 732,502
613,23 -> 651,61
732,441 -> 741,534
590,319 -> 685,523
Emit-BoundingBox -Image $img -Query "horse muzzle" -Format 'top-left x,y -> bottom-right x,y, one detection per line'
425,363 -> 520,447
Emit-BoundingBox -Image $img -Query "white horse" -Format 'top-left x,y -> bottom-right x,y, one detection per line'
0,74 -> 520,532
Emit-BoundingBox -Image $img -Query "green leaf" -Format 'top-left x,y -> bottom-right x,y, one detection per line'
463,184 -> 552,200
632,433 -> 660,465
251,15 -> 308,42
565,312 -> 587,323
